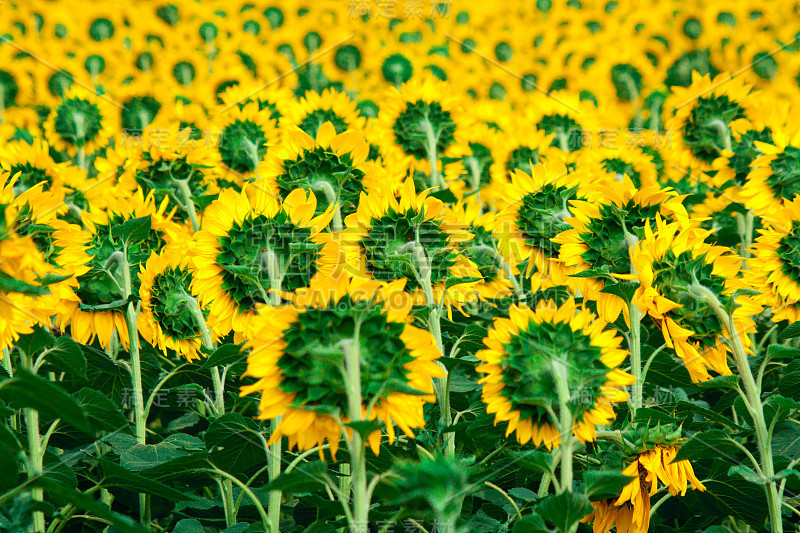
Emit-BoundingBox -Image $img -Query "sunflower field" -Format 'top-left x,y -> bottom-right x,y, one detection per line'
3,0 -> 800,532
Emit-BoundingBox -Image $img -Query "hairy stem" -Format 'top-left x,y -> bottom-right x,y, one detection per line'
345,319 -> 369,533
689,284 -> 782,533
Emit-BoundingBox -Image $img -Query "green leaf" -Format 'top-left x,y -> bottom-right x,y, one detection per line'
778,371 -> 800,400
43,336 -> 87,380
728,464 -> 763,484
78,296 -> 132,312
379,378 -> 432,396
675,401 -> 742,430
697,375 -> 740,390
507,450 -> 555,474
174,519 -> 206,533
583,471 -> 635,501
534,491 -> 593,533
779,322 -> 800,340
0,270 -> 48,296
444,275 -> 482,290
512,514 -> 549,533
119,433 -> 204,471
508,487 -> 538,502
197,342 -> 247,371
0,367 -> 91,435
673,429 -> 741,462
14,326 -> 56,357
264,461 -> 329,493
764,395 -> 800,426
599,280 -> 639,303
77,388 -> 129,433
33,477 -> 150,533
205,412 -> 265,475
766,344 -> 800,360
98,459 -> 196,501
110,215 -> 151,247
344,419 -> 384,438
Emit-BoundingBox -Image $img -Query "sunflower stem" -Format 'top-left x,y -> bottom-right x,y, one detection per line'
552,359 -> 574,494
465,156 -> 483,210
311,180 -> 343,232
262,248 -> 283,533
411,241 -> 454,458
629,303 -> 643,414
21,351 -> 45,533
421,114 -> 446,189
705,119 -> 733,153
174,178 -> 201,232
344,319 -> 369,533
120,248 -> 149,527
689,284 -> 782,533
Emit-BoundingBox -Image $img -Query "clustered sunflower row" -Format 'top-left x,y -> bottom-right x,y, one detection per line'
2,1 -> 800,532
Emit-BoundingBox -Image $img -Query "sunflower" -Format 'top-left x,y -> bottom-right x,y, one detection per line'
118,124 -> 222,225
746,198 -> 800,323
57,189 -> 187,350
523,91 -> 601,153
138,248 -> 217,361
622,216 -> 761,382
215,101 -> 280,185
43,85 -> 118,158
475,298 -> 633,449
258,121 -> 391,226
574,139 -> 659,190
497,161 -> 596,289
190,186 -> 339,339
282,87 -> 365,138
340,179 -> 481,313
0,176 -> 66,350
217,79 -> 294,125
662,71 -> 761,176
488,120 -> 556,206
739,127 -> 800,217
553,182 -> 691,325
241,273 -> 444,458
583,446 -> 706,533
449,200 -> 514,301
0,139 -> 95,205
375,76 -> 474,178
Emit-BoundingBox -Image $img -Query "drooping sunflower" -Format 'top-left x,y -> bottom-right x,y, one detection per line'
258,121 -> 391,225
118,125 -> 222,225
138,249 -> 217,361
583,445 -> 706,533
190,186 -> 339,339
448,200 -> 514,302
57,189 -> 188,350
739,127 -> 800,217
0,139 -> 102,208
43,86 -> 118,158
217,78 -> 294,126
553,182 -> 691,325
746,198 -> 800,324
375,76 -> 474,177
497,161 -> 596,290
488,120 -> 555,202
114,77 -> 165,134
662,71 -> 761,176
475,298 -> 633,449
341,179 -> 482,313
523,91 -> 602,153
0,175 -> 69,351
282,87 -> 365,138
241,273 -> 445,458
622,216 -> 761,382
215,101 -> 281,186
